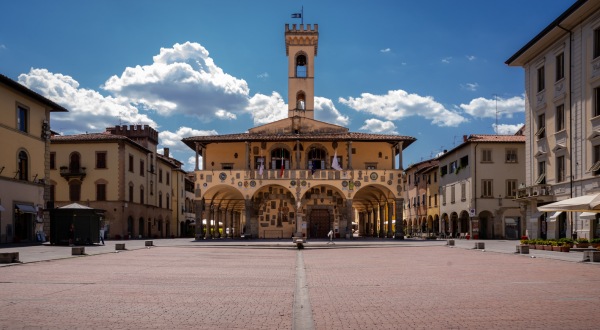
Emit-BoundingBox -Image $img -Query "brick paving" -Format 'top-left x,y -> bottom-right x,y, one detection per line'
303,247 -> 600,330
0,248 -> 296,330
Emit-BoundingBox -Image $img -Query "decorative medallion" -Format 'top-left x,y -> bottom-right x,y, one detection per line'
250,180 -> 256,187
354,181 -> 362,187
301,180 -> 307,187
341,181 -> 349,187
291,180 -> 297,187
219,173 -> 227,181
370,172 -> 378,180
203,183 -> 208,188
387,180 -> 393,185
238,182 -> 243,187
244,181 -> 249,188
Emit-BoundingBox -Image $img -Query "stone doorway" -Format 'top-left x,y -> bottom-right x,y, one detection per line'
310,209 -> 330,238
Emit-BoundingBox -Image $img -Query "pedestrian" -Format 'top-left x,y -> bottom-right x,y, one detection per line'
99,228 -> 105,245
69,223 -> 74,247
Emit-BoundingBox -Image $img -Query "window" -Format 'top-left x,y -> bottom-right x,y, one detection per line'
434,194 -> 438,206
556,104 -> 565,131
482,149 -> 492,162
595,87 -> 600,118
18,151 -> 28,180
590,145 -> 600,175
69,180 -> 81,201
461,182 -> 466,201
428,195 -> 432,207
17,106 -> 27,132
50,152 -> 56,170
296,92 -> 306,110
422,193 -> 425,205
140,160 -> 144,176
482,180 -> 493,197
506,149 -> 517,163
159,193 -> 163,208
557,156 -> 565,183
97,184 -> 106,201
272,148 -> 290,170
96,152 -> 107,169
506,180 -> 517,198
408,175 -> 411,185
536,114 -> 546,139
427,174 -> 431,184
460,156 -> 468,167
140,187 -> 144,204
129,185 -> 134,203
442,187 -> 446,204
440,166 -> 447,176
450,161 -> 457,173
166,173 -> 170,185
434,172 -> 437,183
296,54 -> 307,77
222,164 -> 233,170
556,53 -> 564,81
159,169 -> 163,183
129,155 -> 134,172
307,148 -> 325,170
416,196 -> 420,206
536,161 -> 546,184
451,185 -> 455,203
594,28 -> 600,59
50,185 -> 55,202
69,153 -> 80,171
166,194 -> 170,209
537,66 -> 545,92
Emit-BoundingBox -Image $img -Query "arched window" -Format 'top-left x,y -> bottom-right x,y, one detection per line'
159,192 -> 163,208
297,91 -> 306,110
271,148 -> 290,170
18,151 -> 28,180
69,179 -> 82,201
140,186 -> 144,204
296,54 -> 307,77
69,153 -> 80,171
166,194 -> 170,209
308,148 -> 326,170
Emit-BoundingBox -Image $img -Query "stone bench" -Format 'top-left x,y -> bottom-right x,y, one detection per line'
292,237 -> 306,243
72,247 -> 85,255
583,250 -> 600,262
516,245 -> 529,254
115,243 -> 126,250
447,240 -> 455,246
0,252 -> 19,263
474,242 -> 485,249
145,241 -> 153,247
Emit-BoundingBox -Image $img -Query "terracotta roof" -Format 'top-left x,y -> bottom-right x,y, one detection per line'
157,153 -> 182,168
50,132 -> 152,153
437,134 -> 524,161
182,132 -> 416,150
0,73 -> 69,112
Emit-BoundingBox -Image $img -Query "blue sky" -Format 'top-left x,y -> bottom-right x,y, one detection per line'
0,0 -> 573,170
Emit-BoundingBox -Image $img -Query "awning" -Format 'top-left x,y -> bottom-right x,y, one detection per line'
15,204 -> 37,214
529,212 -> 543,223
538,194 -> 600,212
580,212 -> 597,221
546,211 -> 563,223
0,205 -> 4,212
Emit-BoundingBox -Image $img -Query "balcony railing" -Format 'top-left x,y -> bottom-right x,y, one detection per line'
514,184 -> 553,201
59,166 -> 86,181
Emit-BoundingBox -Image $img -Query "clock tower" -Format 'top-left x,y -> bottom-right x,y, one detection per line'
285,24 -> 318,119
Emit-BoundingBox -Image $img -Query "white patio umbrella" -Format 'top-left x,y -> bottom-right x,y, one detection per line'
537,194 -> 600,213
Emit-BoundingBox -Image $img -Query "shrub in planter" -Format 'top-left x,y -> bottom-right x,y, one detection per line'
560,243 -> 571,252
590,238 -> 600,248
466,235 -> 471,240
576,238 -> 589,248
544,245 -> 553,251
521,236 -> 529,240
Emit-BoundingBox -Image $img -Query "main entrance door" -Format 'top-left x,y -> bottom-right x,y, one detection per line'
310,209 -> 330,238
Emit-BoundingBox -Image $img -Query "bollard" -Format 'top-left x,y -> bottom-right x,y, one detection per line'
0,252 -> 19,263
145,241 -> 153,247
72,247 -> 85,255
448,240 -> 455,246
516,245 -> 529,254
115,243 -> 126,250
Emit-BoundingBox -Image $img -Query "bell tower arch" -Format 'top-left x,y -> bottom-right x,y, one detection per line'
285,24 -> 318,119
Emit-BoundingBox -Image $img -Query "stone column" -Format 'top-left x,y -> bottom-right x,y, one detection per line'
202,146 -> 207,170
366,210 -> 372,237
379,204 -> 386,238
398,143 -> 403,171
372,208 -> 379,237
214,208 -> 221,238
245,199 -> 252,238
194,199 -> 204,240
195,143 -> 200,171
221,208 -> 227,238
391,144 -> 396,170
387,201 -> 394,238
345,199 -> 353,239
205,205 -> 213,239
296,140 -> 301,169
228,209 -> 234,238
245,141 -> 250,170
347,141 -> 353,169
237,212 -> 242,237
395,199 -> 404,239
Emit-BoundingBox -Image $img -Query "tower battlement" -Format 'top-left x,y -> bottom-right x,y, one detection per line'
106,125 -> 159,147
285,24 -> 318,33
285,24 -> 319,56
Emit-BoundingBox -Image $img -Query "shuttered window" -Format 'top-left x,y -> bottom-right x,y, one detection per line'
50,153 -> 56,170
461,182 -> 466,200
590,145 -> 600,175
442,187 -> 446,205
557,156 -> 565,183
482,180 -> 493,198
506,180 -> 517,198
536,114 -> 546,139
506,149 -> 517,163
140,187 -> 144,204
129,186 -> 134,203
482,149 -> 492,162
556,53 -> 564,81
537,66 -> 545,92
97,184 -> 106,201
129,155 -> 134,172
556,104 -> 565,131
536,161 -> 546,184
451,185 -> 455,203
69,183 -> 81,201
159,169 -> 163,183
595,28 -> 600,59
96,152 -> 107,169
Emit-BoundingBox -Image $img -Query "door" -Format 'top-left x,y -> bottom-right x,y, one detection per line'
480,217 -> 488,239
505,217 -> 518,240
139,218 -> 144,238
310,209 -> 330,238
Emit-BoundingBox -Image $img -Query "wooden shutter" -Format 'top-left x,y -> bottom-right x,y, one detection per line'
97,184 -> 106,201
69,184 -> 80,201
461,183 -> 466,200
129,186 -> 133,202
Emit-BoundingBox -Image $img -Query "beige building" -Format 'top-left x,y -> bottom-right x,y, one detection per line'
184,24 -> 415,240
425,165 -> 440,233
404,159 -> 438,235
439,134 -> 526,239
506,0 -> 600,240
0,74 -> 68,243
49,126 -> 181,239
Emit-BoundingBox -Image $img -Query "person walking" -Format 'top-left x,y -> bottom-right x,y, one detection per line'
69,223 -> 74,247
99,228 -> 105,245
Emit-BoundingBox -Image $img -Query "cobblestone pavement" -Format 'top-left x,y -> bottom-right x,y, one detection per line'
303,247 -> 600,330
0,248 -> 296,330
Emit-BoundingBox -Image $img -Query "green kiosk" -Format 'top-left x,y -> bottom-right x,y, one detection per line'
49,203 -> 105,245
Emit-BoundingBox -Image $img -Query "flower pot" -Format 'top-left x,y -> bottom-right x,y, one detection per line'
552,246 -> 561,252
576,243 -> 589,248
529,244 -> 536,249
473,235 -> 479,240
124,235 -> 130,240
561,246 -> 570,252
115,235 -> 121,240
591,243 -> 600,248
536,245 -> 545,250
544,245 -> 553,251
466,235 -> 471,240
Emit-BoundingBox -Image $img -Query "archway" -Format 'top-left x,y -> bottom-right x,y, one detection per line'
166,220 -> 171,238
127,216 -> 133,237
310,209 -> 330,238
459,211 -> 470,235
478,211 -> 493,239
138,217 -> 144,238
450,212 -> 458,237
441,213 -> 449,234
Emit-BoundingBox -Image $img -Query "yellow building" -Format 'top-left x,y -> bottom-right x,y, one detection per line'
425,165 -> 440,233
184,24 -> 416,240
0,74 -> 68,243
49,126 -> 182,239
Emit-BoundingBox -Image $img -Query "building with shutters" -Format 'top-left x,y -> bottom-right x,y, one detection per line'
183,24 -> 416,240
0,73 -> 68,243
403,159 -> 438,236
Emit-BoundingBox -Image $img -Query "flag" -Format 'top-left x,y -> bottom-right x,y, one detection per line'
332,150 -> 343,171
292,13 -> 302,18
280,148 -> 284,177
258,149 -> 264,175
311,148 -> 315,175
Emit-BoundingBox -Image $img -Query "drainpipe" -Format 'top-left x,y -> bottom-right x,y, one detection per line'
557,24 -> 574,238
474,142 -> 478,237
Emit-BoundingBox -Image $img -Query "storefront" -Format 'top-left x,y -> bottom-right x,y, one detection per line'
14,203 -> 38,243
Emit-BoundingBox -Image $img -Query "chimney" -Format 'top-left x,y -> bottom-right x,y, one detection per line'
443,150 -> 447,154
463,135 -> 468,143
164,148 -> 169,158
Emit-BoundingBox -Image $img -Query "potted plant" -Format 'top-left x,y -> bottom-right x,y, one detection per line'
576,238 -> 589,248
544,241 -> 553,251
533,191 -> 538,196
521,236 -> 529,240
561,243 -> 571,253
535,240 -> 544,250
114,234 -> 121,240
552,242 -> 561,252
466,234 -> 470,240
590,238 -> 600,248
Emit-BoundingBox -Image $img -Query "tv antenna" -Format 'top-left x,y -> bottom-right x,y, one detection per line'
492,94 -> 506,134
117,111 -> 126,126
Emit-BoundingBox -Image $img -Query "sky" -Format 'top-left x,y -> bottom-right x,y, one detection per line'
0,0 -> 574,170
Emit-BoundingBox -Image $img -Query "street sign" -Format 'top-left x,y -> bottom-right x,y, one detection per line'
470,209 -> 476,217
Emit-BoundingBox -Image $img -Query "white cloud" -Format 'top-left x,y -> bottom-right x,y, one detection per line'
461,83 -> 478,91
442,57 -> 452,63
402,63 -> 407,65
258,72 -> 269,78
18,68 -> 156,133
185,155 -> 198,171
314,97 -> 349,126
359,119 -> 398,134
246,91 -> 287,125
215,109 -> 237,120
380,48 -> 391,53
460,95 -> 524,119
466,55 -> 476,61
339,89 -> 466,127
493,123 -> 523,135
158,126 -> 218,154
0,45 -> 6,49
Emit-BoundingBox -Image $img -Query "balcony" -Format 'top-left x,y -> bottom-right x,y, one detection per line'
514,184 -> 553,203
60,166 -> 86,181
